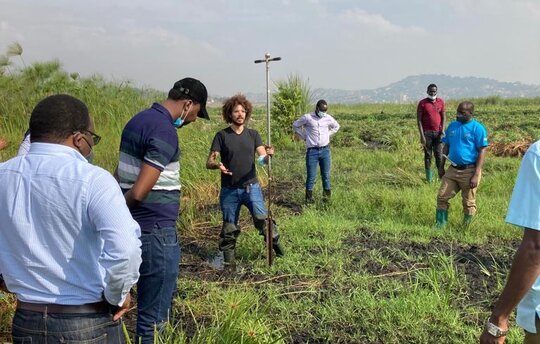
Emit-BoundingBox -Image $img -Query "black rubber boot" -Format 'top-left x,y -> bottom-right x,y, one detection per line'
223,250 -> 235,264
322,189 -> 331,203
305,189 -> 314,204
256,218 -> 285,257
272,238 -> 285,257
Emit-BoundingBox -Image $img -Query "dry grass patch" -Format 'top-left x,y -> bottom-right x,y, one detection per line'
489,140 -> 533,157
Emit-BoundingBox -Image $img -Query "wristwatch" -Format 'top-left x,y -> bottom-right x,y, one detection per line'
485,318 -> 508,337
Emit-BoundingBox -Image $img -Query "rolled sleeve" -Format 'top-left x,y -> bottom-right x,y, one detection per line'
88,172 -> 142,306
506,144 -> 540,231
292,115 -> 307,139
329,117 -> 340,135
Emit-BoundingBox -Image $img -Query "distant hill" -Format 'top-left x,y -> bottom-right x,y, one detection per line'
230,74 -> 540,104
313,75 -> 540,104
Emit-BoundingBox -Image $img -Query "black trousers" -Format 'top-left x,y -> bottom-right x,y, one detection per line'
424,131 -> 443,170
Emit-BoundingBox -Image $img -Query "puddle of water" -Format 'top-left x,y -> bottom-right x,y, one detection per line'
209,252 -> 225,270
208,252 -> 239,272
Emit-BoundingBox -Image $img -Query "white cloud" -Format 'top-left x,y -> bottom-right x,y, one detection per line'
340,9 -> 426,35
450,0 -> 540,21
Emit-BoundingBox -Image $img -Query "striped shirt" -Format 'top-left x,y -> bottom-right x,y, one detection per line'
118,103 -> 181,231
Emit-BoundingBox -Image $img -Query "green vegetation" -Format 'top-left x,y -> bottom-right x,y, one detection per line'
271,74 -> 312,138
1,59 -> 540,343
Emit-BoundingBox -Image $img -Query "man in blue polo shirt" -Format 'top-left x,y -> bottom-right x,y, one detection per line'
435,101 -> 488,228
117,78 -> 209,343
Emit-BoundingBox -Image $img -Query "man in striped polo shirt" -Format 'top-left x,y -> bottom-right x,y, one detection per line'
116,78 -> 209,343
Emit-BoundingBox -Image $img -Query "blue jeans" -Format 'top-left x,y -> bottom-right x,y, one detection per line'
12,309 -> 125,343
219,183 -> 278,252
220,183 -> 267,225
136,226 -> 180,344
306,146 -> 331,191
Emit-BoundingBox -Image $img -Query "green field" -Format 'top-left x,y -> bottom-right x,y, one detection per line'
1,62 -> 540,343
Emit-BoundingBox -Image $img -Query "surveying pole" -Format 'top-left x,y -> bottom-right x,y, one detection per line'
254,53 -> 281,266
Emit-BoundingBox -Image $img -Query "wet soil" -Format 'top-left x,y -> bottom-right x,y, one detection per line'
171,224 -> 519,342
344,229 -> 519,308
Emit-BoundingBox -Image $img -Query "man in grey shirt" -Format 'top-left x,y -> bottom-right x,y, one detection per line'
293,99 -> 340,203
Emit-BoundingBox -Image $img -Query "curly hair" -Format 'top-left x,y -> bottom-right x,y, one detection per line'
222,94 -> 253,124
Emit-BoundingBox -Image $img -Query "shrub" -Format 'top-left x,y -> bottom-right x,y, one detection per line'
271,74 -> 312,138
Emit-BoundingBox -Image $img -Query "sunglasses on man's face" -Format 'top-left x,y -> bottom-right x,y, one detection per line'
85,130 -> 101,145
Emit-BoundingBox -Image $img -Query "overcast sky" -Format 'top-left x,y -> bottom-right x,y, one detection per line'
1,0 -> 539,96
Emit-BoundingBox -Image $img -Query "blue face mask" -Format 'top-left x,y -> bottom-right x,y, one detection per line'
173,118 -> 184,128
174,105 -> 192,129
316,111 -> 326,118
85,151 -> 94,164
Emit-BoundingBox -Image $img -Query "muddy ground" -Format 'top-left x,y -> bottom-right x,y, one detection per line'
167,207 -> 519,343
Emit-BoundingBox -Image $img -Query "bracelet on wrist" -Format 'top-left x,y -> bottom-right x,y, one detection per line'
485,318 -> 508,338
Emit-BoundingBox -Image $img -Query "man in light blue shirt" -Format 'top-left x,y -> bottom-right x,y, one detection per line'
0,95 -> 142,343
293,99 -> 340,204
480,140 -> 540,343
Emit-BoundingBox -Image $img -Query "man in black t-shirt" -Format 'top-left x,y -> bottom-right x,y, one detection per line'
207,94 -> 284,265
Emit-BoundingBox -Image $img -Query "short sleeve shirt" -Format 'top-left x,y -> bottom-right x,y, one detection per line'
442,119 -> 488,165
506,141 -> 540,333
210,127 -> 263,188
118,103 -> 181,231
417,98 -> 445,132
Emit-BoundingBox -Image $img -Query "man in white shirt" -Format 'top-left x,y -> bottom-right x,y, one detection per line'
0,94 -> 142,343
293,99 -> 340,203
480,140 -> 540,343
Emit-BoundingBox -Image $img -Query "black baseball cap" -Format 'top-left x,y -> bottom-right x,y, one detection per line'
169,78 -> 209,120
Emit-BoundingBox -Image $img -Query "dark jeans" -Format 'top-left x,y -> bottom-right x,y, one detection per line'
218,183 -> 278,252
136,226 -> 181,344
12,309 -> 125,343
423,131 -> 443,170
306,146 -> 331,191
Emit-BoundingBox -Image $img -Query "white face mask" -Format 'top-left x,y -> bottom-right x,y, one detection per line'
428,95 -> 437,101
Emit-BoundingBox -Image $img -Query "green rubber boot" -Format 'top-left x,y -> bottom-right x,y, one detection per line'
435,209 -> 448,229
463,214 -> 474,226
425,168 -> 433,183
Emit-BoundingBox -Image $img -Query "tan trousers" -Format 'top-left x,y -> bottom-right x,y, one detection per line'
436,166 -> 481,216
524,316 -> 540,344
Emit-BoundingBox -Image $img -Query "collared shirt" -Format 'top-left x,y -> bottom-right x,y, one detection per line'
417,98 -> 445,132
118,103 -> 181,231
442,119 -> 488,165
292,112 -> 340,148
17,130 -> 31,156
506,141 -> 540,333
0,143 -> 142,306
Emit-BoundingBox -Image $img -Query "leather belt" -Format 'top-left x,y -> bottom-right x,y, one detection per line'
307,145 -> 328,150
451,164 -> 476,170
17,300 -> 111,314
